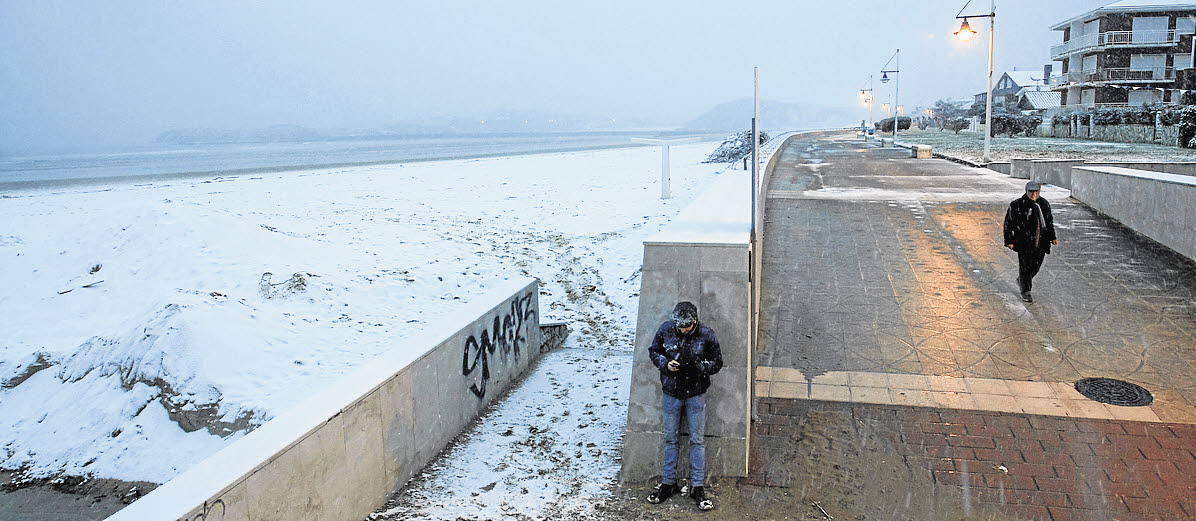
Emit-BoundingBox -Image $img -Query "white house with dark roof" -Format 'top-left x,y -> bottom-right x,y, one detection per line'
1050,0 -> 1196,109
972,69 -> 1056,112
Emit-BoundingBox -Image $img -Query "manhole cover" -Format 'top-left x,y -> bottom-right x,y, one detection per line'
1075,378 -> 1153,407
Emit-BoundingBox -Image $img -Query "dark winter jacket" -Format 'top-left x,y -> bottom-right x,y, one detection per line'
1003,195 -> 1057,254
648,320 -> 723,399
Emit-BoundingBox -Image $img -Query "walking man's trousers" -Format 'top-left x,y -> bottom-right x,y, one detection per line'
1017,249 -> 1047,293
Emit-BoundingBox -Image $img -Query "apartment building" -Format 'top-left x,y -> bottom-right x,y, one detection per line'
1050,0 -> 1196,109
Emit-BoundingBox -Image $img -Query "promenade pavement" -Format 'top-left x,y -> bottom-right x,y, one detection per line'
746,132 -> 1196,521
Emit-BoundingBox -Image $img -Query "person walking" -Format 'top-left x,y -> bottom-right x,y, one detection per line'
644,301 -> 722,512
1004,181 -> 1058,303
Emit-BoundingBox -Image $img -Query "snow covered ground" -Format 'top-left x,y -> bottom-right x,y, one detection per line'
0,142 -> 729,485
371,347 -> 630,521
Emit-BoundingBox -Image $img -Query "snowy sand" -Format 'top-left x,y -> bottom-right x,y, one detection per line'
0,143 -> 729,484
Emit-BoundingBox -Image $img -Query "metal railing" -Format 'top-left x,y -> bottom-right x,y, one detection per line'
1050,67 -> 1175,86
1085,67 -> 1175,82
1050,29 -> 1178,58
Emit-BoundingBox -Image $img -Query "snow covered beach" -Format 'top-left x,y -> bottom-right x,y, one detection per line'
0,142 -> 728,489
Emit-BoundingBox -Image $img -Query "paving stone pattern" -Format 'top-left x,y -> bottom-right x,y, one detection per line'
758,133 -> 1196,418
746,133 -> 1196,520
753,398 -> 1196,521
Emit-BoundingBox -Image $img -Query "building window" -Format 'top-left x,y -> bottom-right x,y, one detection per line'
1131,16 -> 1169,44
1175,53 -> 1194,70
1177,16 -> 1195,35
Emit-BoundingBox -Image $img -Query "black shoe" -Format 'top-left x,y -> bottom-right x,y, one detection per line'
646,482 -> 678,504
1021,292 -> 1033,303
690,486 -> 714,511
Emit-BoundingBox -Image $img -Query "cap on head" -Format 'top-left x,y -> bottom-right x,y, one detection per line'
1025,181 -> 1042,192
672,301 -> 698,328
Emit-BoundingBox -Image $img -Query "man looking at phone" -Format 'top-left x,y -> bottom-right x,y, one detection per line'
644,301 -> 723,512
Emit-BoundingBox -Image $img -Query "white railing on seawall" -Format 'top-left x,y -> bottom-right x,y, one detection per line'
107,277 -> 546,521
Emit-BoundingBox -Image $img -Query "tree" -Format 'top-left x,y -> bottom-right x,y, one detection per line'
875,117 -> 911,133
703,130 -> 771,163
930,99 -> 966,132
944,118 -> 969,134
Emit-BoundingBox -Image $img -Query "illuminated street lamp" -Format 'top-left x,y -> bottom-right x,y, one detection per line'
954,19 -> 977,41
955,0 -> 996,162
859,75 -> 875,135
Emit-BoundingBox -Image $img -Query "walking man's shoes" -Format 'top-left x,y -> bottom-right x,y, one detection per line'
646,482 -> 678,504
1021,291 -> 1033,303
691,486 -> 714,511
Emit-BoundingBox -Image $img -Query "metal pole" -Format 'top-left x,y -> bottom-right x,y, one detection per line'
660,144 -> 671,199
752,67 -> 760,236
869,75 -> 874,131
983,0 -> 995,163
894,49 -> 900,140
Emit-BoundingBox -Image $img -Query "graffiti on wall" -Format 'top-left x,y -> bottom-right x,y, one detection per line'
461,290 -> 537,398
179,499 -> 225,521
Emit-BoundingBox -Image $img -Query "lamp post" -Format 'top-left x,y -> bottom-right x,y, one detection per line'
880,49 -> 900,140
955,0 -> 996,163
860,75 -> 874,139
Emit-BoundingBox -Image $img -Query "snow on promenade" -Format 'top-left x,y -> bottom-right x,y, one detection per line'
0,143 -> 726,484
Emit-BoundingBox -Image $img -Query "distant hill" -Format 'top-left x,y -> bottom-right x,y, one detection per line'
683,98 -> 857,132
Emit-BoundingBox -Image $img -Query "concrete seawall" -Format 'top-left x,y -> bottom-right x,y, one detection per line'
1071,166 -> 1196,262
107,278 -> 551,521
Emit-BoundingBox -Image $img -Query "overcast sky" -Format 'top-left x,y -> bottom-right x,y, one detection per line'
1,0 -> 1114,152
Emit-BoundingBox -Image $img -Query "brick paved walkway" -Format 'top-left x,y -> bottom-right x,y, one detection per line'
749,132 -> 1196,520
751,399 -> 1196,521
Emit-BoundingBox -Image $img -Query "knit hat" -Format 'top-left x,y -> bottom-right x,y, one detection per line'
1025,181 -> 1042,191
672,301 -> 698,328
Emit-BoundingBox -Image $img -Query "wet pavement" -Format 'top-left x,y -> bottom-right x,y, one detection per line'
746,132 -> 1196,520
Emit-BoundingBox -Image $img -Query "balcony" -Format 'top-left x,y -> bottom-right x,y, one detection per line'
1086,67 -> 1175,82
1050,30 -> 1178,59
1050,67 -> 1175,87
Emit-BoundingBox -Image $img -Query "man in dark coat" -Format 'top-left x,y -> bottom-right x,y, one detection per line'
644,301 -> 723,512
1004,181 -> 1059,303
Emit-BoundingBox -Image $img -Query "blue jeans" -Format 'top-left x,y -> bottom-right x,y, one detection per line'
661,393 -> 706,487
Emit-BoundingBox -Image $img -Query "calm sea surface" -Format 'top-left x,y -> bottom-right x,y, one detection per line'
0,131 -> 717,188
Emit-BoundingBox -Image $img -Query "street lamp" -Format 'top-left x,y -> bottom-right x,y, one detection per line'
955,0 -> 996,163
879,49 -> 900,140
859,75 -> 875,136
954,19 -> 977,41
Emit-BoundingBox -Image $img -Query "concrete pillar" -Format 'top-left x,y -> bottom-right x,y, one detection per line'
1009,158 -> 1035,179
621,241 -> 751,484
621,171 -> 753,485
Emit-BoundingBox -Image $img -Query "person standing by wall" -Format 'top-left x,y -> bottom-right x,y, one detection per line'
644,301 -> 722,512
1004,181 -> 1059,303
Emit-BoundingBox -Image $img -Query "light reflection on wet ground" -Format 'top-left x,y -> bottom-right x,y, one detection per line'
759,133 -> 1196,419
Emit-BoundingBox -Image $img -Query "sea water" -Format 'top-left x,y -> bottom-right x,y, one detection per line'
0,131 -> 715,188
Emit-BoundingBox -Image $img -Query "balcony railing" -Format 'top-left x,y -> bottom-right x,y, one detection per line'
1050,67 -> 1175,86
1050,30 -> 1179,58
1084,67 -> 1175,82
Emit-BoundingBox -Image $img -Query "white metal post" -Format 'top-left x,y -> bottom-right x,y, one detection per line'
630,136 -> 700,199
869,75 -> 875,132
984,0 -> 996,163
894,49 -> 901,139
752,67 -> 760,224
660,144 -> 671,199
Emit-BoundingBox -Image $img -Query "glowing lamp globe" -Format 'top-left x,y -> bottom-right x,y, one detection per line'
955,19 -> 977,41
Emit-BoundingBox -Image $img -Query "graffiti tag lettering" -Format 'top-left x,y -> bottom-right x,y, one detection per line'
462,291 -> 537,398
180,499 -> 226,521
